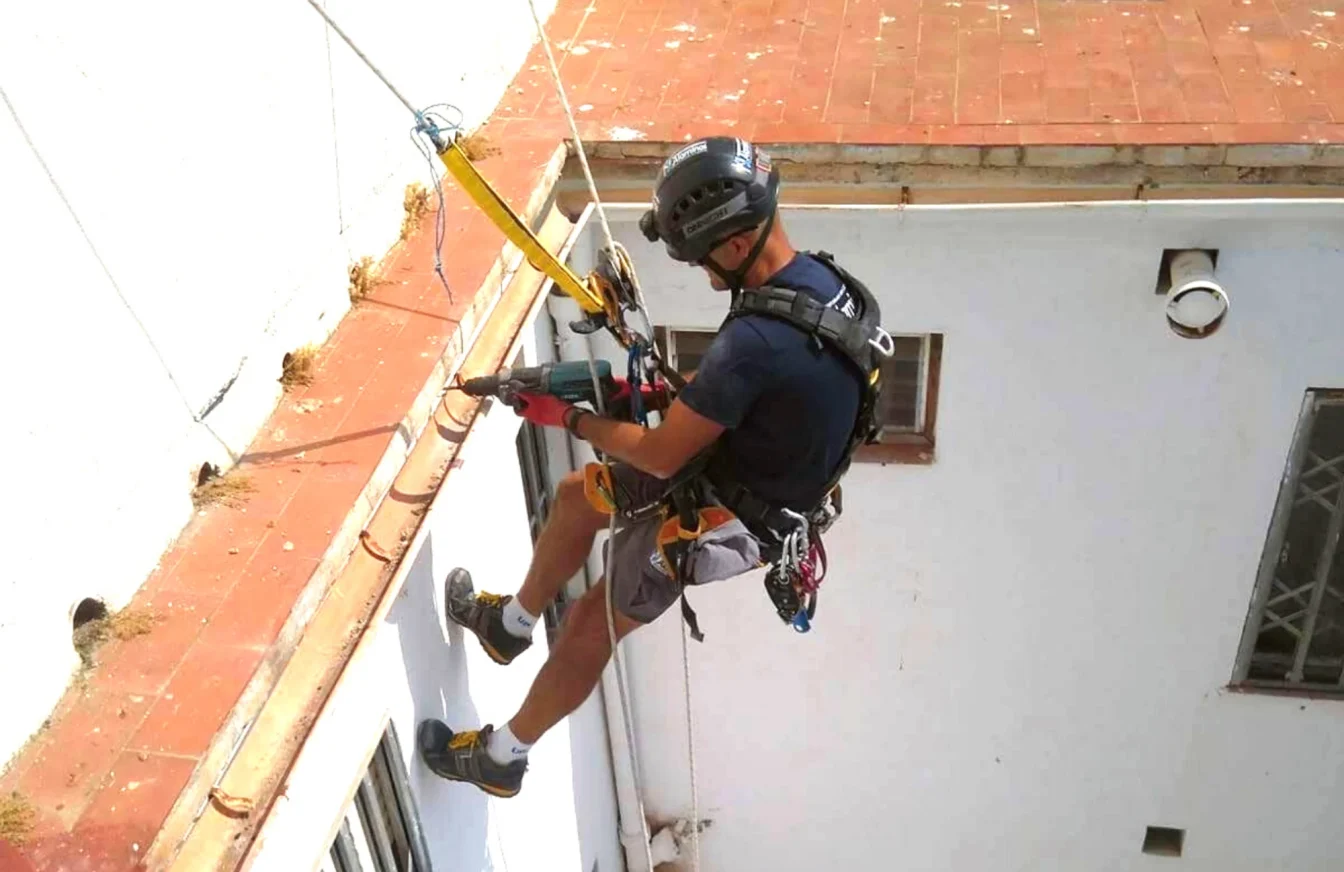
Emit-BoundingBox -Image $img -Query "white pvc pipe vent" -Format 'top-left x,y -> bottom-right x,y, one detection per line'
1165,249 -> 1228,339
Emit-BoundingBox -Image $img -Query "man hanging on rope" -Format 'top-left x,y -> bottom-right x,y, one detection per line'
418,136 -> 889,798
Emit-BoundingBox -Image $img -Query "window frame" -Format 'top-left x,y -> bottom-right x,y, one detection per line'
516,417 -> 573,640
326,721 -> 432,872
653,325 -> 715,376
653,326 -> 943,465
1231,389 -> 1344,696
854,332 -> 943,466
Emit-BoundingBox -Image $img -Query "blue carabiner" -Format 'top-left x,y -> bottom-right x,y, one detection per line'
791,610 -> 811,633
626,344 -> 647,426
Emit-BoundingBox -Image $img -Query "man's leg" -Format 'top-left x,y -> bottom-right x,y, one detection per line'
509,578 -> 641,743
515,471 -> 609,615
418,578 -> 644,797
444,469 -> 609,664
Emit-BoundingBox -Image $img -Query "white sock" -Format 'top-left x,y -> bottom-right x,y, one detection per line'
487,722 -> 532,765
501,597 -> 538,639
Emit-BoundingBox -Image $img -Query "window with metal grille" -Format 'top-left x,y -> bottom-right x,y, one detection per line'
516,419 -> 551,543
653,327 -> 942,464
1233,390 -> 1344,694
653,326 -> 715,377
856,332 -> 942,464
323,722 -> 431,872
516,418 -> 570,639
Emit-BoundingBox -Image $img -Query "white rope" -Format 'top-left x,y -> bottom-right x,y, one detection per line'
522,0 -> 657,343
304,0 -> 420,117
680,601 -> 702,870
303,1 -> 700,863
523,2 -> 699,869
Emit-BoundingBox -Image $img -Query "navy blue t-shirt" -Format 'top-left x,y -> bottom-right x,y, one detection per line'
678,253 -> 864,511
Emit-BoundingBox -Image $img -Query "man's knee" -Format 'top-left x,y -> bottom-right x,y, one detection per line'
555,470 -> 606,531
563,582 -> 642,647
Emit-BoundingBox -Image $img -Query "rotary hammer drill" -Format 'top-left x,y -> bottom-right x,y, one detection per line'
450,360 -> 671,420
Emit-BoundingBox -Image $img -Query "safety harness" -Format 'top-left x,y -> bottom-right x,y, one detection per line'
652,251 -> 893,638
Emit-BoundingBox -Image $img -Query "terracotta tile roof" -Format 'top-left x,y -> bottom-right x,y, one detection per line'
498,0 -> 1344,144
4,0 -> 1342,868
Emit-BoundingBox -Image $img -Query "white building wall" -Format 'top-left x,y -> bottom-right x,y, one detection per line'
248,311 -> 622,872
569,201 -> 1344,871
0,0 -> 555,765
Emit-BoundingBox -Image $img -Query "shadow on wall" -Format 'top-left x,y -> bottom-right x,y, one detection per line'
386,532 -> 495,872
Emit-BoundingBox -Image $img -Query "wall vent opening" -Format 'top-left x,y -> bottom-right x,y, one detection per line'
1142,825 -> 1185,857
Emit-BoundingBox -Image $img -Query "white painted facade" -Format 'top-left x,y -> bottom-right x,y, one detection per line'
546,201 -> 1343,871
246,297 -> 623,872
0,0 -> 554,765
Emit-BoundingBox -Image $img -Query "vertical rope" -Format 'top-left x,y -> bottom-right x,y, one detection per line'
522,2 -> 698,868
681,608 -> 702,870
302,1 -> 700,865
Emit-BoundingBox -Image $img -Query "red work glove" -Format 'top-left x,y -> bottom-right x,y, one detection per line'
608,378 -> 672,420
513,392 -> 573,428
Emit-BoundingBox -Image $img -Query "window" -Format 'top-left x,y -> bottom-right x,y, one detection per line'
516,419 -> 570,639
653,327 -> 943,464
855,333 -> 943,464
653,326 -> 715,376
516,419 -> 551,543
1233,390 -> 1344,694
323,723 -> 431,872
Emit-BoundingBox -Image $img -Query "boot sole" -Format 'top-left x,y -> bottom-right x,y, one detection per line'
429,767 -> 521,798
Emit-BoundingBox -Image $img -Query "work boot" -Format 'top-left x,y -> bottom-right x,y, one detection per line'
444,567 -> 532,665
417,720 -> 526,798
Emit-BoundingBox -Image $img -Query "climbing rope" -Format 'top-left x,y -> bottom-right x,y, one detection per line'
305,0 -> 700,864
522,2 -> 700,869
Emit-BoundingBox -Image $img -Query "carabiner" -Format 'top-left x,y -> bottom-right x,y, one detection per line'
869,326 -> 896,358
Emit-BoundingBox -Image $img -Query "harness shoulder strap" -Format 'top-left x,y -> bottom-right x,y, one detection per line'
723,252 -> 887,453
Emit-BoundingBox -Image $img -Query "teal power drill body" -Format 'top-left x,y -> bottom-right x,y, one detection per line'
452,359 -> 672,420
454,360 -> 618,409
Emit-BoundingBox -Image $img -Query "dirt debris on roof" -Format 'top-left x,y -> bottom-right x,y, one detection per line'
0,793 -> 36,846
72,606 -> 161,667
401,181 -> 431,241
348,255 -> 385,303
280,345 -> 318,390
192,467 -> 256,509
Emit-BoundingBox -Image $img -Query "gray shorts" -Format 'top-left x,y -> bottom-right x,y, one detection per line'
597,463 -> 763,624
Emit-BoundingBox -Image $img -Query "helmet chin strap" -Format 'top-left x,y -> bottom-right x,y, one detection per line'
704,210 -> 777,301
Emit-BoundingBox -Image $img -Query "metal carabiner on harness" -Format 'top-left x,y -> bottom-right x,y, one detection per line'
869,325 -> 897,358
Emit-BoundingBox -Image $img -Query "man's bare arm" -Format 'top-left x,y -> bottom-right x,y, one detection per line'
572,399 -> 723,479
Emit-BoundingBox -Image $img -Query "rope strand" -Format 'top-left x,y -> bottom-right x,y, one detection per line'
523,2 -> 698,869
303,1 -> 699,864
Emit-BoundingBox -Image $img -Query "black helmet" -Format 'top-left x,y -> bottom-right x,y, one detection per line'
639,136 -> 780,289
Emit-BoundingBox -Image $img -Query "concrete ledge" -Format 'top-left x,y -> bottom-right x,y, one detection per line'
583,140 -> 1344,171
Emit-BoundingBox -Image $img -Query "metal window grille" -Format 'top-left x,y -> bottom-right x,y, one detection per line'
657,327 -> 931,433
653,326 -> 715,376
1234,390 -> 1344,693
325,722 -> 433,872
516,420 -> 551,543
876,334 -> 929,434
516,418 -> 570,638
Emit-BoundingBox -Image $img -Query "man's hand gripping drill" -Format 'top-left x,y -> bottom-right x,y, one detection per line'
447,359 -> 672,429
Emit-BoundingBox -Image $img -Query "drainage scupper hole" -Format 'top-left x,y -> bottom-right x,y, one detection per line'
197,462 -> 220,488
1142,825 -> 1185,857
72,598 -> 109,666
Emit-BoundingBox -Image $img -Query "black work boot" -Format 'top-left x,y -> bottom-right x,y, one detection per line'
417,720 -> 526,798
444,567 -> 532,665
